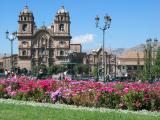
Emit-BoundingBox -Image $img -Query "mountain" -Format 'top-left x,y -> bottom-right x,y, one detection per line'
112,42 -> 160,56
111,48 -> 126,56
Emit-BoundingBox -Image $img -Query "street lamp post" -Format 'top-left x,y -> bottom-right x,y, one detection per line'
144,38 -> 158,82
95,14 -> 111,82
5,30 -> 17,72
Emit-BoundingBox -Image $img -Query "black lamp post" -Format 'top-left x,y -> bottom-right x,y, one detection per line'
5,30 -> 17,71
95,14 -> 111,82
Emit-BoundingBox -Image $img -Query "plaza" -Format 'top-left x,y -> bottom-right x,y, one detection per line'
0,1 -> 160,120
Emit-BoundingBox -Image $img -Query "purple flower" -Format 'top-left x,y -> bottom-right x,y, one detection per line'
50,88 -> 62,102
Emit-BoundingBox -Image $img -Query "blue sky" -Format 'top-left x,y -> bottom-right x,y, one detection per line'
0,0 -> 160,54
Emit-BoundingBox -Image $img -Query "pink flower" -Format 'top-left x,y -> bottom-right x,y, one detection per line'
106,87 -> 114,93
10,91 -> 17,96
123,87 -> 129,93
5,86 -> 12,93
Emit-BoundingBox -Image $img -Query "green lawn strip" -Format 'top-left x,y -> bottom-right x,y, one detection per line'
0,99 -> 159,120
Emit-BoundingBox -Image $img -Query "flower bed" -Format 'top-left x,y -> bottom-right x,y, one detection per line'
0,77 -> 160,111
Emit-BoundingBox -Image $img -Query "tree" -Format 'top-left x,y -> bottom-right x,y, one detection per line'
140,47 -> 160,82
140,42 -> 155,82
92,66 -> 99,81
32,65 -> 48,78
48,64 -> 66,75
57,65 -> 66,73
48,65 -> 58,75
74,64 -> 89,75
152,48 -> 160,79
138,46 -> 151,82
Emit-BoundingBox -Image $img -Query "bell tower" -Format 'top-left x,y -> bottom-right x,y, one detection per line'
53,6 -> 71,35
53,6 -> 72,63
17,6 -> 35,70
18,6 -> 35,36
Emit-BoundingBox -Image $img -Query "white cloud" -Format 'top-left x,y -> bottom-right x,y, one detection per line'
71,34 -> 94,44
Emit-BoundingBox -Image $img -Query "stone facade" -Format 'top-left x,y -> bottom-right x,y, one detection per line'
87,48 -> 117,77
2,54 -> 18,71
70,44 -> 82,53
17,6 -> 81,70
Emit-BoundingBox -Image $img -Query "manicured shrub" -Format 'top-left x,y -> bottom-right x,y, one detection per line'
96,90 -> 121,109
123,90 -> 144,110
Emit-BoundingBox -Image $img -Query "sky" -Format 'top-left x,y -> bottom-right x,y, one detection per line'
0,0 -> 160,55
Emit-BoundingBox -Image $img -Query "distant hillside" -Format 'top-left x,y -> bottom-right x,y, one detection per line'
112,42 -> 160,56
128,44 -> 145,51
111,48 -> 126,57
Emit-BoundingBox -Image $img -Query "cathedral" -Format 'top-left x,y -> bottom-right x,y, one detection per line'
17,6 -> 82,70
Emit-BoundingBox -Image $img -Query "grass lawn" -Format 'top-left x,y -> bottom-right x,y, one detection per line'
0,100 -> 159,120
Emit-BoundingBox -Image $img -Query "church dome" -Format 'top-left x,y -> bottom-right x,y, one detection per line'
22,5 -> 32,14
57,6 -> 68,14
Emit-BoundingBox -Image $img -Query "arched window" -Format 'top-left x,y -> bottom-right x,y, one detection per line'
40,35 -> 48,46
22,50 -> 27,56
22,24 -> 27,31
41,47 -> 46,55
42,57 -> 46,63
61,17 -> 63,21
59,24 -> 64,31
60,51 -> 64,56
24,17 -> 26,21
41,38 -> 45,45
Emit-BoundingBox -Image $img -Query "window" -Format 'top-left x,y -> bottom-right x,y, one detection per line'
122,66 -> 125,69
22,24 -> 27,31
41,47 -> 46,55
60,51 -> 64,56
24,17 -> 26,21
141,66 -> 143,70
59,40 -> 64,45
59,24 -> 64,31
134,66 -> 137,70
41,39 -> 45,45
32,49 -> 36,57
127,66 -> 132,70
40,36 -> 48,46
22,50 -> 27,56
22,41 -> 27,45
42,57 -> 46,63
90,58 -> 93,63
